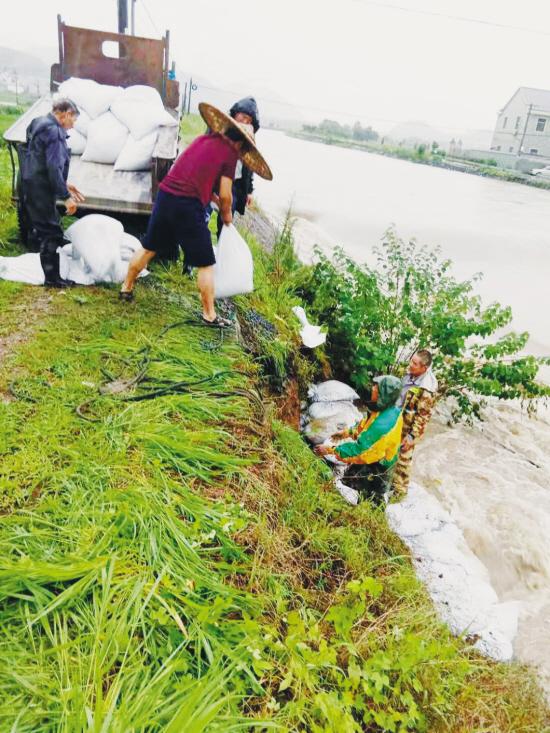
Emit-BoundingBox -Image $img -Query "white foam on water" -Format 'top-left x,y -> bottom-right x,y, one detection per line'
387,481 -> 520,661
410,400 -> 550,694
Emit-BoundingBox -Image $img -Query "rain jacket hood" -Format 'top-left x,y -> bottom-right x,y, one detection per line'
373,375 -> 402,410
229,97 -> 260,132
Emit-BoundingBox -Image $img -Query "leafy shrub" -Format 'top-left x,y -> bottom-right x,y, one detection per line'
299,228 -> 550,420
265,576 -> 467,732
236,214 -> 325,391
463,156 -> 499,167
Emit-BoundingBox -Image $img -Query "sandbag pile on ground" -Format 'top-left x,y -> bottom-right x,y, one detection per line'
57,78 -> 177,170
0,214 -> 146,286
302,380 -> 362,445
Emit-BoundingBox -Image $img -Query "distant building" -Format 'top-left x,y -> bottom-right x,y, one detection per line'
491,87 -> 550,158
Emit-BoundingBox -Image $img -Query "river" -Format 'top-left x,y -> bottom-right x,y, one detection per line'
254,130 -> 550,354
254,130 -> 550,694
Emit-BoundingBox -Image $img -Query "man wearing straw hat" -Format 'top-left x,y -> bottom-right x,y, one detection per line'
119,102 -> 272,326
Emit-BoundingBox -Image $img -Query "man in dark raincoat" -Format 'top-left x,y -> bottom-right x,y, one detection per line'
22,98 -> 84,287
214,97 -> 260,237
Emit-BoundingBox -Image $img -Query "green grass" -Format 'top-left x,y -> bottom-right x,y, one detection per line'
0,140 -> 549,732
180,113 -> 208,146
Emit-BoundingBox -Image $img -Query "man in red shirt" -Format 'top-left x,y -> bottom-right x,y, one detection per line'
119,113 -> 256,326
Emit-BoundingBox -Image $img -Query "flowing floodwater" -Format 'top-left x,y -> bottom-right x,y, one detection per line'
254,130 -> 550,691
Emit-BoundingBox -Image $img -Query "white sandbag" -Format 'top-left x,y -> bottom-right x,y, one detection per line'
120,232 -> 142,260
214,224 -> 254,299
74,108 -> 91,137
82,112 -> 129,164
303,403 -> 363,445
308,380 -> 360,403
59,246 -> 96,285
65,214 -> 124,282
67,128 -> 86,155
120,84 -> 165,104
58,77 -> 122,119
57,77 -> 96,109
0,252 -> 45,284
308,400 -> 358,420
110,85 -> 177,139
0,248 -> 94,286
292,305 -> 326,349
114,130 -> 158,171
0,237 -> 147,287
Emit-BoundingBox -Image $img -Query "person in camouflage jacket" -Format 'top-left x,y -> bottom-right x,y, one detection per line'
392,349 -> 438,497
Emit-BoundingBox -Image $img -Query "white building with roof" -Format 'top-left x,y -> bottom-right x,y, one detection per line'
491,87 -> 550,158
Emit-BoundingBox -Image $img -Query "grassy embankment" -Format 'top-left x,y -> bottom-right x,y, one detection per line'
0,109 -> 548,731
180,113 -> 208,146
290,129 -> 550,190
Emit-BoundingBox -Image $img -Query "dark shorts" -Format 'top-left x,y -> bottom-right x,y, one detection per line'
143,189 -> 215,267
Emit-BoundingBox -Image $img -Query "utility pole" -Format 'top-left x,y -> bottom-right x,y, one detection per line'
187,78 -> 197,114
130,0 -> 136,35
182,82 -> 188,116
117,0 -> 128,34
518,103 -> 532,156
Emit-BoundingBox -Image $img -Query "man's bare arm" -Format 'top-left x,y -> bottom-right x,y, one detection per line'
218,176 -> 233,226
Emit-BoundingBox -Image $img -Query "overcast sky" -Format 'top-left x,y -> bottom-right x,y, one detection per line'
3,0 -> 550,132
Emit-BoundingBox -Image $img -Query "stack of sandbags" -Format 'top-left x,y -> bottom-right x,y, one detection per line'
0,214 -> 145,286
302,380 -> 362,445
57,78 -> 178,170
64,214 -> 146,283
64,214 -> 127,282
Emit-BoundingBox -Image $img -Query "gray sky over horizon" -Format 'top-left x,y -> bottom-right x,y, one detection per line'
3,0 -> 550,133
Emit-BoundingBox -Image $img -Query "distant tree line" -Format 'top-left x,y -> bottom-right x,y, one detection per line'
302,118 -> 380,142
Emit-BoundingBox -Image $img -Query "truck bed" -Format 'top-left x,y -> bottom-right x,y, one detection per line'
4,94 -> 179,215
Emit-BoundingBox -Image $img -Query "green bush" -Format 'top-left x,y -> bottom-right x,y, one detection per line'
299,228 -> 550,420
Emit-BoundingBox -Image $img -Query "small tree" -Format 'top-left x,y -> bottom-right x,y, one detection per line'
301,228 -> 550,421
319,119 -> 344,137
352,121 -> 364,140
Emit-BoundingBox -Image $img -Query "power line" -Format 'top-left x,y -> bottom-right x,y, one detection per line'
194,82 -> 493,133
353,0 -> 550,37
139,0 -> 160,35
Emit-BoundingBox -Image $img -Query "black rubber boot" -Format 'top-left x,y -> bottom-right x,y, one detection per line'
40,237 -> 75,288
44,277 -> 76,288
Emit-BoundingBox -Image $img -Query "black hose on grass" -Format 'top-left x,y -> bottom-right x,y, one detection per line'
74,319 -> 262,423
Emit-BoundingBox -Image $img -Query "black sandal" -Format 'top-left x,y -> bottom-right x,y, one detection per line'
201,314 -> 232,327
119,291 -> 134,302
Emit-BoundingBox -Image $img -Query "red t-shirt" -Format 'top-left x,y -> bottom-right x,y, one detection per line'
159,133 -> 238,205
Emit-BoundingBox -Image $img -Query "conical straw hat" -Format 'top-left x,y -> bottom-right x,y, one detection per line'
198,102 -> 273,181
